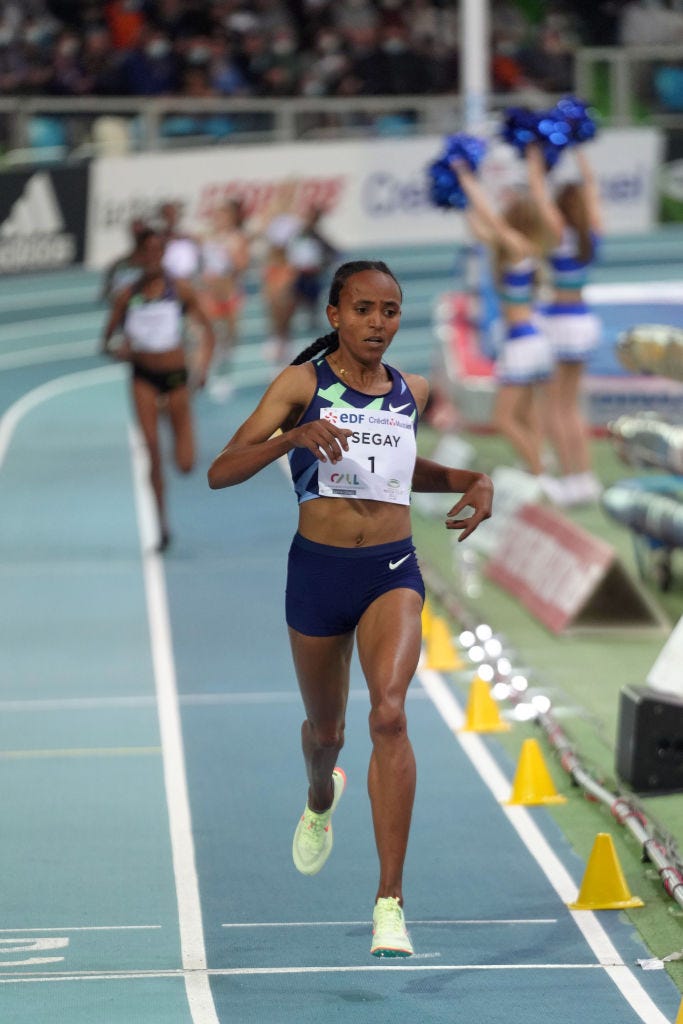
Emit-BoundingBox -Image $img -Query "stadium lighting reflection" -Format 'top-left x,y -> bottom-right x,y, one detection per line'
512,703 -> 538,722
484,637 -> 503,657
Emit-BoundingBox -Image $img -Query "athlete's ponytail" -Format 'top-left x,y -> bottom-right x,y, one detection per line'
290,331 -> 339,366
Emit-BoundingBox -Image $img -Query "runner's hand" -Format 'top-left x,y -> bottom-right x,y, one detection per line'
290,421 -> 353,463
445,474 -> 493,541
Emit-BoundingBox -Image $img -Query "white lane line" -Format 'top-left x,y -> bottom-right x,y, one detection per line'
0,340 -> 97,369
418,667 -> 671,1024
0,747 -> 160,760
0,688 -> 431,714
0,367 -> 215,1019
221,918 -> 557,928
0,364 -> 123,471
0,311 -> 102,342
129,424 -> 219,1024
0,926 -> 161,933
0,962 -> 607,985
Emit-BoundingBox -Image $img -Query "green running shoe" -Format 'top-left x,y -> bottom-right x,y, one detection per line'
370,897 -> 414,958
292,767 -> 346,876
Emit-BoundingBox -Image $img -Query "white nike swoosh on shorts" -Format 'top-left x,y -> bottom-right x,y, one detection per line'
388,403 -> 410,413
389,554 -> 411,570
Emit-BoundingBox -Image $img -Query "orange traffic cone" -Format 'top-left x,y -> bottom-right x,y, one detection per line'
460,674 -> 510,733
424,616 -> 463,672
505,738 -> 566,806
675,997 -> 683,1024
569,833 -> 644,910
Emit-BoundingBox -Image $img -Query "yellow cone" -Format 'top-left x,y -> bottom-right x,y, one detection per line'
505,738 -> 567,806
421,598 -> 435,642
569,833 -> 644,910
424,615 -> 463,672
460,674 -> 511,732
675,997 -> 683,1024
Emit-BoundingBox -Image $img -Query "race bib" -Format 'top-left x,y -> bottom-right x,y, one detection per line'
317,407 -> 416,504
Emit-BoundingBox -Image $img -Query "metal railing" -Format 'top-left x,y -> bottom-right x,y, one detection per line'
576,44 -> 683,128
0,89 -> 561,165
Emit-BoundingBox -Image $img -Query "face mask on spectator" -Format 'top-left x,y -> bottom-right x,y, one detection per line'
147,39 -> 171,58
188,45 -> 210,65
318,34 -> 341,54
24,27 -> 49,46
58,38 -> 79,58
273,35 -> 295,56
381,38 -> 407,54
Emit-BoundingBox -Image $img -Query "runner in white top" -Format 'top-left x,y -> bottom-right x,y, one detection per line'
101,229 -> 215,551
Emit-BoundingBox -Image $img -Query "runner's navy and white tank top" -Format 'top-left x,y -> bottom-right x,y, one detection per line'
289,355 -> 419,506
125,274 -> 184,354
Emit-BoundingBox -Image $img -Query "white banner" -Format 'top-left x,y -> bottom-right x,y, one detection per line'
86,128 -> 664,269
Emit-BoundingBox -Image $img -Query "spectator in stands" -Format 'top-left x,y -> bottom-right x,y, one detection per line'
104,0 -> 145,50
261,26 -> 302,96
7,17 -> 54,95
347,22 -> 431,95
80,23 -> 124,95
206,30 -> 249,96
517,19 -> 576,94
119,24 -> 181,95
234,26 -> 275,95
48,28 -> 91,95
299,26 -> 352,97
619,0 -> 683,47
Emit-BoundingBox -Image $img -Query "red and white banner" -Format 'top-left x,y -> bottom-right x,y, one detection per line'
485,504 -> 614,634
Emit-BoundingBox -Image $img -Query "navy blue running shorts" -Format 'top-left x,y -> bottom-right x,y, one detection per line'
286,533 -> 425,637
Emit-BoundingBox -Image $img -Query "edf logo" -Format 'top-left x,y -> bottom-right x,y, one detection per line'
339,412 -> 365,423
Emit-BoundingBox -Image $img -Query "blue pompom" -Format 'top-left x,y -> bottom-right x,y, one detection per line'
440,132 -> 487,171
549,96 -> 598,145
501,106 -> 569,167
427,159 -> 468,209
501,107 -> 539,155
426,133 -> 487,210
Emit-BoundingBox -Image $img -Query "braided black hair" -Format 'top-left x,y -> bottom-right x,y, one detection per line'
290,260 -> 401,366
290,331 -> 339,365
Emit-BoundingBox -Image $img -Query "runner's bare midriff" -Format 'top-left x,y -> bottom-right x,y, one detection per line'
298,497 -> 412,547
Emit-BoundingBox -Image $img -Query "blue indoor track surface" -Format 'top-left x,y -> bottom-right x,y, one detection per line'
1,258 -> 682,1023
